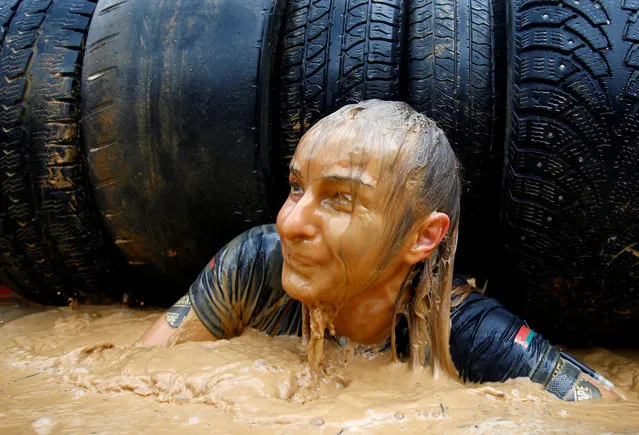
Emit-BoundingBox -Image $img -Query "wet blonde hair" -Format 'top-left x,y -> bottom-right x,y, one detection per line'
296,99 -> 469,379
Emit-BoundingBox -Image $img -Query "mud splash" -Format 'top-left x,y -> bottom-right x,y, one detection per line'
2,306 -> 639,433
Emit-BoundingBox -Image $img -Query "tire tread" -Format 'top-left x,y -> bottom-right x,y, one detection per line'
0,0 -> 107,304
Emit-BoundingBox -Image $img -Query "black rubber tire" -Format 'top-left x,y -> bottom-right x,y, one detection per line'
82,0 -> 284,303
277,0 -> 506,282
0,0 -> 113,305
406,0 -> 506,281
497,0 -> 639,345
0,1 -> 20,46
278,0 -> 404,191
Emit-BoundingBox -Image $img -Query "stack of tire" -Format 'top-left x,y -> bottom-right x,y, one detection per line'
0,0 -> 636,345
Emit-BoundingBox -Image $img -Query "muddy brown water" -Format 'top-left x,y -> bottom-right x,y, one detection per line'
1,305 -> 638,434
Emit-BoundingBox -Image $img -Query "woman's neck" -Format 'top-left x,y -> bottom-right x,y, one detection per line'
332,265 -> 412,345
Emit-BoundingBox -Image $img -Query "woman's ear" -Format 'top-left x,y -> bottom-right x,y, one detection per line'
403,212 -> 450,265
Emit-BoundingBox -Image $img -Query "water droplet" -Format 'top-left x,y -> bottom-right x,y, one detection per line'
71,388 -> 86,399
185,416 -> 201,425
559,64 -> 566,71
520,236 -> 526,241
311,418 -> 325,426
547,216 -> 553,222
542,13 -> 549,20
395,412 -> 405,420
537,162 -> 543,168
33,417 -> 54,435
568,39 -> 574,45
33,417 -> 53,427
578,156 -> 584,162
558,195 -> 564,201
548,132 -> 554,138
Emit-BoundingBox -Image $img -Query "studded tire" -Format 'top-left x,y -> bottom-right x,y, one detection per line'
497,0 -> 639,345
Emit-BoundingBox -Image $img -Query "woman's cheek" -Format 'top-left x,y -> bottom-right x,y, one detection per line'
323,213 -> 352,241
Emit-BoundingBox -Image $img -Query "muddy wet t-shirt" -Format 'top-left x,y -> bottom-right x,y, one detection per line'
189,225 -> 556,386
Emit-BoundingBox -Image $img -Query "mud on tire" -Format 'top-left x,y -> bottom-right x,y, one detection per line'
497,0 -> 639,344
278,0 -> 505,279
277,0 -> 404,186
406,0 -> 506,278
82,0 -> 283,303
0,0 -> 111,305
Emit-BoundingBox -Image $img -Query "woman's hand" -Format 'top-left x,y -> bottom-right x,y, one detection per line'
574,372 -> 626,401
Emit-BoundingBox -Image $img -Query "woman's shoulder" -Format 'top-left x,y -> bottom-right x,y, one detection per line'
228,224 -> 281,248
449,286 -> 549,383
216,224 -> 282,264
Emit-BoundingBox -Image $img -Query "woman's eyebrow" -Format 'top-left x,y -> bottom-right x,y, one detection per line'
288,163 -> 374,187
289,165 -> 303,179
322,173 -> 374,188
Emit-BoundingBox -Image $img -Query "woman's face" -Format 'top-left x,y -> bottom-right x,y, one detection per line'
276,129 -> 406,307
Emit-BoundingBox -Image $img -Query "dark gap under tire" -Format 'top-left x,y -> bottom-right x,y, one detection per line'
82,0 -> 285,304
496,0 -> 639,345
276,0 -> 404,203
406,0 -> 507,282
0,0 -> 114,305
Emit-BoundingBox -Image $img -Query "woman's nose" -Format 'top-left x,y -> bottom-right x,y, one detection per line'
279,192 -> 318,242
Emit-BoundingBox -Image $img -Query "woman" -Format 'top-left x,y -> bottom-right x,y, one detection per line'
139,100 -> 621,401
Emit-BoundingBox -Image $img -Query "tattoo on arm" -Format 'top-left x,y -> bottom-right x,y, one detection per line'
165,294 -> 192,328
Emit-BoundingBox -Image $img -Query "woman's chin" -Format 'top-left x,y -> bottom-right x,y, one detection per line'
282,281 -> 314,305
281,270 -> 319,305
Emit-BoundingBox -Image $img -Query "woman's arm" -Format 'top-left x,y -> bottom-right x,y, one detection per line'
137,226 -> 286,347
137,294 -> 216,346
539,349 -> 625,401
450,292 -> 624,401
572,372 -> 625,401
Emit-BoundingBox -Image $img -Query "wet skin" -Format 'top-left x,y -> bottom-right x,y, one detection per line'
276,129 -> 449,345
141,126 -> 450,348
135,113 -> 625,401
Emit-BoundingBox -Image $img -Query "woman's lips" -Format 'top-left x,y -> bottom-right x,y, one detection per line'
282,250 -> 317,270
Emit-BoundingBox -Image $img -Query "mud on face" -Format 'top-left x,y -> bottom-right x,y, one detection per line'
277,100 -> 464,376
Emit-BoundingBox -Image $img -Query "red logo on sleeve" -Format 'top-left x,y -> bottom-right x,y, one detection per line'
514,325 -> 535,349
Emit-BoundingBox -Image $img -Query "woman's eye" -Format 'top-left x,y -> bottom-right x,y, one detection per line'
333,192 -> 353,210
289,180 -> 303,196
